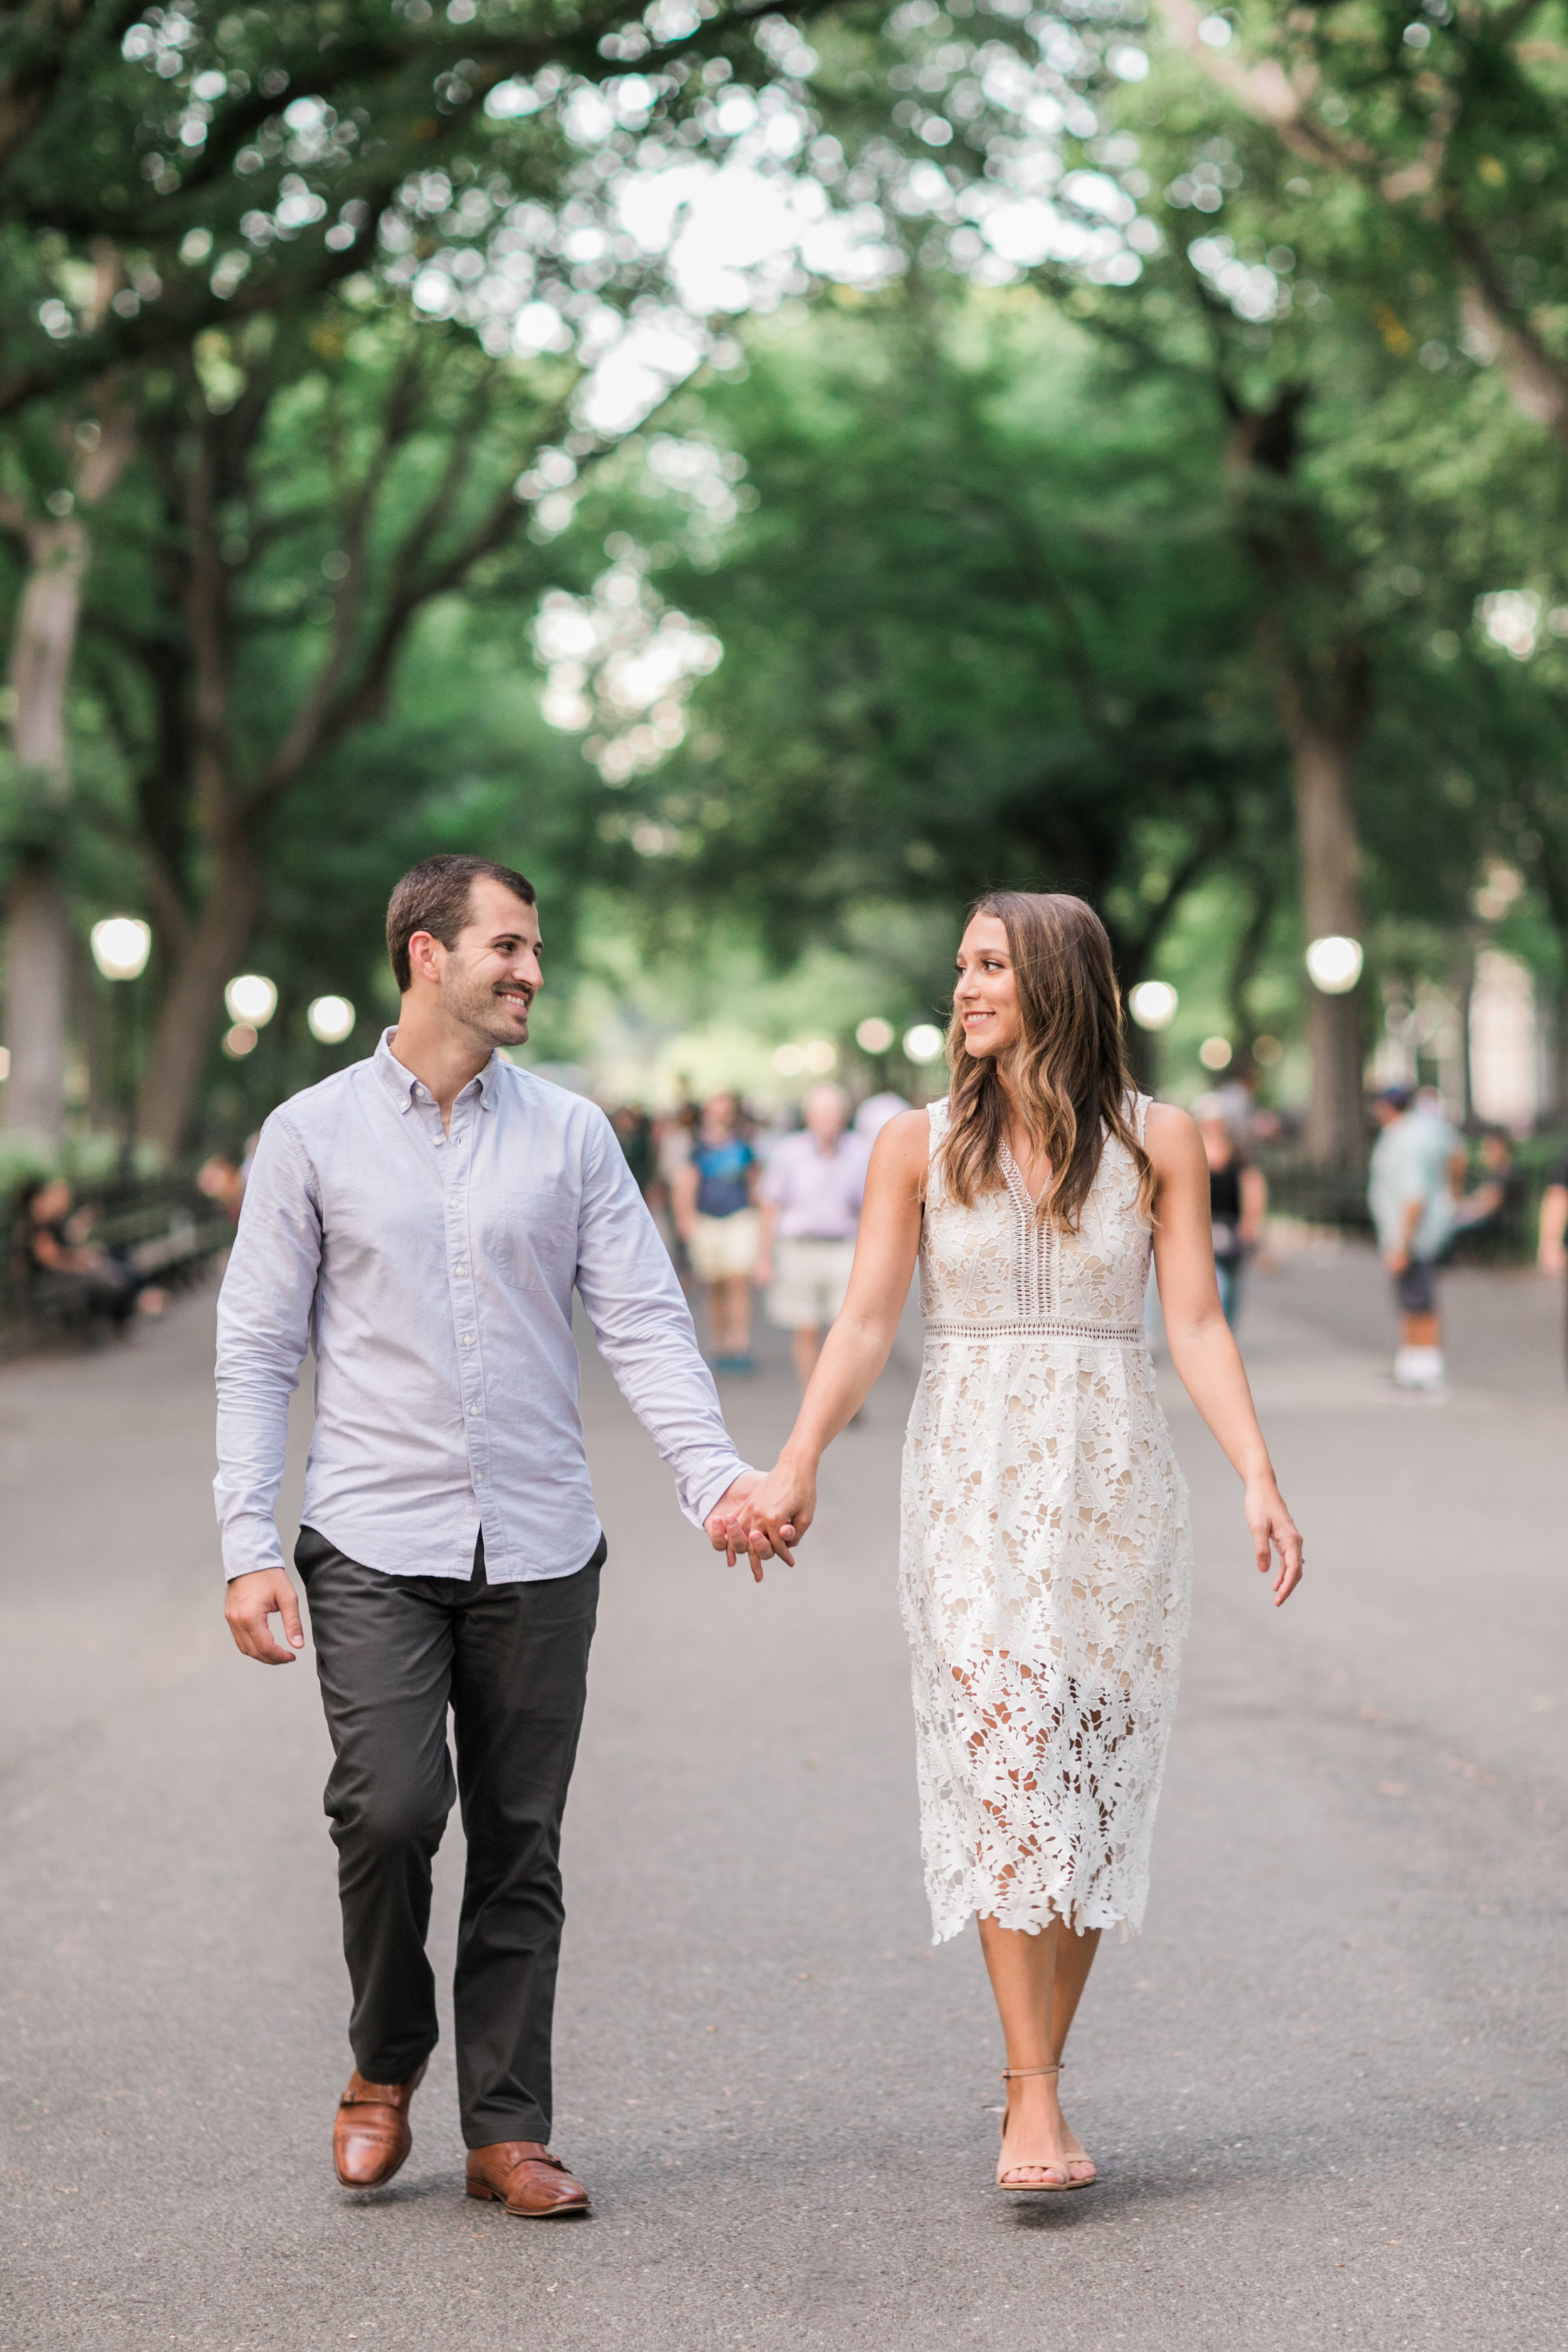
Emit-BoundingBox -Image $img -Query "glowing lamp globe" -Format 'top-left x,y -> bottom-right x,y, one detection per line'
90,916 -> 151,982
225,973 -> 278,1027
856,1017 -> 895,1054
1305,936 -> 1363,995
307,995 -> 356,1044
903,1024 -> 946,1064
1128,980 -> 1178,1032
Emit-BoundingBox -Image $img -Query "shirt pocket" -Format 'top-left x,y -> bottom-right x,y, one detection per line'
480,1191 -> 580,1290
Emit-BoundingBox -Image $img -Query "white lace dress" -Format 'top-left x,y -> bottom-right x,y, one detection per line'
900,1096 -> 1192,1944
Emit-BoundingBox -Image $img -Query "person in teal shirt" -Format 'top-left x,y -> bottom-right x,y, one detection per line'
1368,1086 -> 1466,1392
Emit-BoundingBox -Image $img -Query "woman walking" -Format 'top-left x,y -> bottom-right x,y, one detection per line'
1195,1093 -> 1268,1329
723,894 -> 1302,2193
674,1091 -> 761,1374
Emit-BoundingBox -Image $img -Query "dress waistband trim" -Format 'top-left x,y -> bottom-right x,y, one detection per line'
922,1316 -> 1147,1345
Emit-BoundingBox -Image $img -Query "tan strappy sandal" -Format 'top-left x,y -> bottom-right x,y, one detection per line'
996,2062 -> 1097,2193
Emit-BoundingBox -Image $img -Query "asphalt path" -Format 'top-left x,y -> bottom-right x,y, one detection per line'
3,1240 -> 1567,2350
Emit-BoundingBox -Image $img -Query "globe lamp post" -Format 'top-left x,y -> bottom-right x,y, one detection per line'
89,917 -> 152,1167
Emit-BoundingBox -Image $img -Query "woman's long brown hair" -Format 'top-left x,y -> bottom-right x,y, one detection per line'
939,891 -> 1154,1232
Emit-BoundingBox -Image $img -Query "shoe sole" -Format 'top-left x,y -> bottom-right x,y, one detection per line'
999,2175 -> 1096,2193
335,2146 -> 410,2190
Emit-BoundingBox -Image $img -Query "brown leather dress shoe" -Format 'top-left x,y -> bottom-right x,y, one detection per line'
465,2140 -> 590,2218
333,2060 -> 428,2188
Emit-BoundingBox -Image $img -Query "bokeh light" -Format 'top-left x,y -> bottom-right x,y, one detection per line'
225,973 -> 278,1027
1128,981 -> 1178,1031
90,917 -> 152,982
307,995 -> 356,1044
1305,936 -> 1363,995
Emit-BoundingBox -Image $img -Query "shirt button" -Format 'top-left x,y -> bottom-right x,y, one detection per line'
469,1403 -> 480,1416
462,1334 -> 475,1346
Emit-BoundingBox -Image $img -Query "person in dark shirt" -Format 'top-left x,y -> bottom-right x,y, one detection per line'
609,1104 -> 654,1197
1195,1096 -> 1267,1330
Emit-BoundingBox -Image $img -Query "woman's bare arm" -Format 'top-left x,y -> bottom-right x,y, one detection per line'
1147,1103 -> 1303,1604
721,1110 -> 928,1573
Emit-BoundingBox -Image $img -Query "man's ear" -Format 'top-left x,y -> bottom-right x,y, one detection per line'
406,930 -> 443,987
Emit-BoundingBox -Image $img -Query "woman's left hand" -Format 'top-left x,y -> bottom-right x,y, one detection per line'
1246,1478 -> 1303,1606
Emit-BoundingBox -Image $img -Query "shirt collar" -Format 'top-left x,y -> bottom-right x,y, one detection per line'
374,1027 -> 502,1115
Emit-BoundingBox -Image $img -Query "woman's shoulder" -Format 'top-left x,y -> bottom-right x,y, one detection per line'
1142,1098 -> 1202,1168
868,1104 -> 940,1175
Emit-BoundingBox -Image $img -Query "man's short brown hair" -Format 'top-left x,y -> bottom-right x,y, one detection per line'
386,854 -> 536,993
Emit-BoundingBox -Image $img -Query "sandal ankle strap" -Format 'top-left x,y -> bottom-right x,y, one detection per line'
1000,2063 -> 1061,2082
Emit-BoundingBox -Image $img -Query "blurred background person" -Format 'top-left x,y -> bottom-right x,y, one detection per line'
22,1177 -> 164,1330
649,1101 -> 697,1278
1535,1146 -> 1568,1380
674,1090 -> 761,1373
1453,1128 -> 1522,1243
196,1153 -> 247,1227
1194,1094 -> 1267,1330
755,1082 -> 868,1387
610,1104 -> 655,1199
1368,1085 -> 1465,1394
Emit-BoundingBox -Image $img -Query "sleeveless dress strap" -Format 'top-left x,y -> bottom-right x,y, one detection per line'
1130,1089 -> 1152,1144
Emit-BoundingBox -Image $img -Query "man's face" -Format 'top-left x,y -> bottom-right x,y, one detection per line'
423,879 -> 543,1049
803,1084 -> 847,1143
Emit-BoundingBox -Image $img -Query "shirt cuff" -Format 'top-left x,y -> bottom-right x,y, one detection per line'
221,1518 -> 287,1581
689,1460 -> 753,1530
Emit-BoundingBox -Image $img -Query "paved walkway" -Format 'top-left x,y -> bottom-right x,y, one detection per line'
3,1245 -> 1566,2349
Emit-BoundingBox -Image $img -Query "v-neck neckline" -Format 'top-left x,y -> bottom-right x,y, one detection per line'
1000,1138 -> 1050,1216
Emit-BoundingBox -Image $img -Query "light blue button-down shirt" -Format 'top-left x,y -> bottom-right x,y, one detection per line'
215,1031 -> 746,1583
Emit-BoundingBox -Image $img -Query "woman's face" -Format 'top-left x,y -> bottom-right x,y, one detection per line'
954,915 -> 1022,1060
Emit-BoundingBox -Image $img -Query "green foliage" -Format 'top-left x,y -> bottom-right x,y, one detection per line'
570,283 -> 1286,981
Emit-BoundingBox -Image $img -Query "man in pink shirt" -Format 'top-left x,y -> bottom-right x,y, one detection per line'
755,1084 -> 868,1385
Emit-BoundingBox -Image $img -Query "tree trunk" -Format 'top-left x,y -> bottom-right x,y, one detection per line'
0,394 -> 136,1139
134,834 -> 262,1159
0,518 -> 87,1140
1279,668 -> 1368,1163
1,864 -> 72,1136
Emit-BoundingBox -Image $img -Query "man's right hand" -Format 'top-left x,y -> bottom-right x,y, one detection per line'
225,1568 -> 305,1664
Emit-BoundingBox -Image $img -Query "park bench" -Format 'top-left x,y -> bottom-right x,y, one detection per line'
0,1181 -> 235,1354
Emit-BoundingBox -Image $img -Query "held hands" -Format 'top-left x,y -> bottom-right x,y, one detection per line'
225,1567 -> 305,1663
1246,1478 -> 1304,1608
706,1454 -> 817,1581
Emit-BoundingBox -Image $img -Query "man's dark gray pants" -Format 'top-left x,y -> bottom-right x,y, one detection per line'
295,1525 -> 603,2150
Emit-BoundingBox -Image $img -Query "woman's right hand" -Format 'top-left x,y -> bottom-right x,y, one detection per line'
724,1452 -> 817,1576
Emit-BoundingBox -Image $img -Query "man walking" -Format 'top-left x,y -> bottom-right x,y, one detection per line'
216,855 -> 758,2217
1368,1084 -> 1465,1394
753,1083 -> 868,1386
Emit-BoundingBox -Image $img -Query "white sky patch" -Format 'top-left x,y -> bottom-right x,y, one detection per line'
576,305 -> 712,436
534,562 -> 723,783
614,157 -> 899,314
